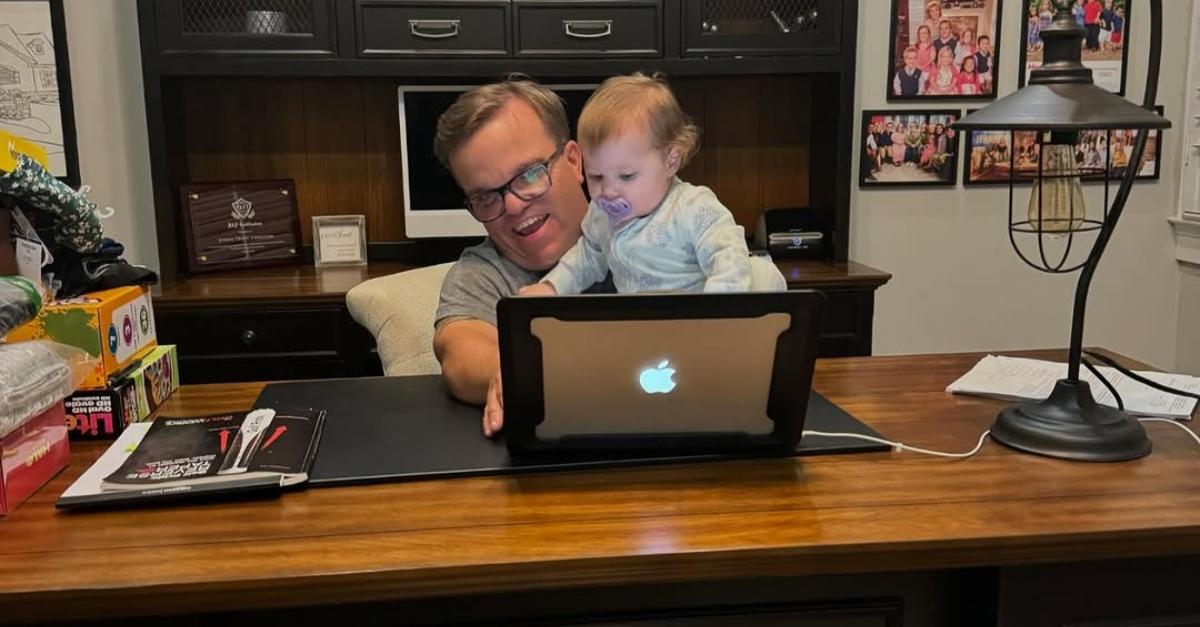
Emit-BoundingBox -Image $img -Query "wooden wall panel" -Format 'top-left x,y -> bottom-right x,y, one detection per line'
179,76 -> 812,244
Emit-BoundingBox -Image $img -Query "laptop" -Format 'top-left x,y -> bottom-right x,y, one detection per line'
497,291 -> 826,457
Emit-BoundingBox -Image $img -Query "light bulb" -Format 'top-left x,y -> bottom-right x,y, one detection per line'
1028,143 -> 1086,234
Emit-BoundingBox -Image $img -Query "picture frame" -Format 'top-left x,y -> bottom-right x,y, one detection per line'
887,0 -> 1003,101
962,105 -> 1165,186
179,180 -> 302,273
1018,0 -> 1131,95
0,0 -> 79,185
860,109 -> 962,188
312,215 -> 368,267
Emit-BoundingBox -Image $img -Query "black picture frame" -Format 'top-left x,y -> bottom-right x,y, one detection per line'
887,0 -> 1004,101
962,105 -> 1165,186
860,109 -> 963,188
0,0 -> 79,186
1017,0 -> 1131,95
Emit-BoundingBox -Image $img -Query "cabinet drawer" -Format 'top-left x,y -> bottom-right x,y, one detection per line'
157,309 -> 340,356
515,2 -> 662,58
356,1 -> 509,57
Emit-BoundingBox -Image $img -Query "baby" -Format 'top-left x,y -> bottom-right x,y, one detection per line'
519,73 -> 753,296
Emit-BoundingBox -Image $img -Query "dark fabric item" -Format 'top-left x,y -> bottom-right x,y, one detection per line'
45,237 -> 158,298
0,155 -> 102,253
0,275 -> 41,336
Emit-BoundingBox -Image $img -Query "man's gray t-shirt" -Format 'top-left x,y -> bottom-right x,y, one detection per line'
436,239 -> 610,328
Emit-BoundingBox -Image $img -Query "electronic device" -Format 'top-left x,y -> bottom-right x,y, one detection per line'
754,207 -> 828,259
497,291 -> 825,457
397,83 -> 597,238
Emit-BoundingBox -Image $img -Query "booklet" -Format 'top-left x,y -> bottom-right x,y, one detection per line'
947,355 -> 1200,419
57,407 -> 325,509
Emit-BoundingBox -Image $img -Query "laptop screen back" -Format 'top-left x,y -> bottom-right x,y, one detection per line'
531,314 -> 791,438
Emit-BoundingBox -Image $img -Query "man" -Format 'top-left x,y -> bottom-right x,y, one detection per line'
431,78 -> 595,438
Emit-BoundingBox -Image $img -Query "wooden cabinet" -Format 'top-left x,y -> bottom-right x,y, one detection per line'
682,0 -> 842,57
513,1 -> 664,58
152,0 -> 340,56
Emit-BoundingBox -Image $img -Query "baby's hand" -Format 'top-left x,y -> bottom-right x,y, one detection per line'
518,282 -> 558,297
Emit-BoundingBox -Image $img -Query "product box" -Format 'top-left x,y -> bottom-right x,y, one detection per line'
63,379 -> 139,440
1,401 -> 69,516
6,286 -> 157,389
128,345 -> 179,419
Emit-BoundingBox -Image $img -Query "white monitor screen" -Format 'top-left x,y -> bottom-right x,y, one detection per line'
398,84 -> 597,238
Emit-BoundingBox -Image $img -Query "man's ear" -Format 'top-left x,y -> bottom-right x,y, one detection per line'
665,147 -> 682,177
563,140 -> 584,184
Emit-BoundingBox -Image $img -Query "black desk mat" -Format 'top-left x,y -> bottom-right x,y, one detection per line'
252,376 -> 889,486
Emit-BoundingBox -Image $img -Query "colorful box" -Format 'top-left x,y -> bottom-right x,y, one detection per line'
128,345 -> 179,419
63,379 -> 139,440
1,401 -> 70,516
5,286 -> 158,389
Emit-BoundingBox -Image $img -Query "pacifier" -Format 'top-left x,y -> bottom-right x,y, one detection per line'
596,196 -> 634,222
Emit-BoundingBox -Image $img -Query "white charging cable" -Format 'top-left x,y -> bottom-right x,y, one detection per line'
804,417 -> 1200,460
802,429 -> 992,459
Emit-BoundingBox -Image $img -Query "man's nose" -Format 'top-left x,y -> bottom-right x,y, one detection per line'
501,189 -> 532,216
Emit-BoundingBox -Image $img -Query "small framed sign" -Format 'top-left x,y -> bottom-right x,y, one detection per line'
313,215 -> 368,267
180,180 -> 302,273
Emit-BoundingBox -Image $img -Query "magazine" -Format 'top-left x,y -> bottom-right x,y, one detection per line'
57,407 -> 324,509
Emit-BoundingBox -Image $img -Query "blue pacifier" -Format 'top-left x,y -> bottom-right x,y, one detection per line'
596,196 -> 634,222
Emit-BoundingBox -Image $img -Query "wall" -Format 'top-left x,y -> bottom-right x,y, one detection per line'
852,0 -> 1193,370
1179,265 -> 1200,374
62,0 -> 157,269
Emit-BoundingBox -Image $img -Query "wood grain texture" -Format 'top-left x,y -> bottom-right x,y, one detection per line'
1,350 -> 1197,623
151,260 -> 891,308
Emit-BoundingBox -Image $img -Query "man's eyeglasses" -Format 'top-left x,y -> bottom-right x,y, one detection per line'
465,143 -> 565,223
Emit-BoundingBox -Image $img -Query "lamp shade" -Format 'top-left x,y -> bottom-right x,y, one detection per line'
955,83 -> 1172,131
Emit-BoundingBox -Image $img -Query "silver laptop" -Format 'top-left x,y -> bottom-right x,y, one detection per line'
497,291 -> 825,457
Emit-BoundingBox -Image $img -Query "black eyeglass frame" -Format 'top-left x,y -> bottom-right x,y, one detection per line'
464,143 -> 567,223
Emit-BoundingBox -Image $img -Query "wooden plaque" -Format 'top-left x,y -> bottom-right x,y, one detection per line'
180,180 -> 302,273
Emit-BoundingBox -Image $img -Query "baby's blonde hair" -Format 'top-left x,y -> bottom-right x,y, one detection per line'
578,73 -> 700,169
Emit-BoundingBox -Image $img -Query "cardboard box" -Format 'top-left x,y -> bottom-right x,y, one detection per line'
6,286 -> 158,389
1,401 -> 69,516
128,345 -> 179,419
64,379 -> 139,440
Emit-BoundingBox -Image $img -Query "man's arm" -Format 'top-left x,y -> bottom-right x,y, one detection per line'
433,318 -> 498,405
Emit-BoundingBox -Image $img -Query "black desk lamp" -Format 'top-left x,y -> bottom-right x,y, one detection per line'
953,0 -> 1171,461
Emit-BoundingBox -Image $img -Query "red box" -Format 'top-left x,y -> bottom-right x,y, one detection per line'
1,401 -> 70,516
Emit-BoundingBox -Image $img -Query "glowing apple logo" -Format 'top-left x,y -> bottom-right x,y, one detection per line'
639,360 -> 677,394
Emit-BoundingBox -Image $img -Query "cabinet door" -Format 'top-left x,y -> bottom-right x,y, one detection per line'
682,0 -> 841,57
153,0 -> 338,56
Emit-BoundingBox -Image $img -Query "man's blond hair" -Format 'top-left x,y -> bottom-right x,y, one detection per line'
577,73 -> 699,168
434,76 -> 570,170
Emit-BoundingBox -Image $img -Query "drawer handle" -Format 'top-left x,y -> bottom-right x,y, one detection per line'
409,19 -> 460,39
241,329 -> 258,346
563,19 -> 613,39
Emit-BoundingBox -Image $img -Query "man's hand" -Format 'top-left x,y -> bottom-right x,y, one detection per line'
483,369 -> 504,437
517,282 -> 558,297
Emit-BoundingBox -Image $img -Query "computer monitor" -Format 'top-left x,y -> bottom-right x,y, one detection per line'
397,83 -> 597,238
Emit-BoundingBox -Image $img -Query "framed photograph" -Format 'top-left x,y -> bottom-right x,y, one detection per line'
887,0 -> 1003,101
1019,0 -> 1131,95
0,0 -> 79,185
962,105 -> 1164,185
861,109 -> 962,187
179,180 -> 302,273
313,215 -> 367,267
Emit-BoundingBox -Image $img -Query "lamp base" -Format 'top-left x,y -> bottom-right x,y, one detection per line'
991,379 -> 1151,462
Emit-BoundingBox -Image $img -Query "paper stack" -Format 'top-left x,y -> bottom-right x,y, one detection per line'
947,355 -> 1200,419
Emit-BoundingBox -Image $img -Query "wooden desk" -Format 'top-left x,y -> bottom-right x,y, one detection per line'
154,260 -> 892,384
4,350 -> 1198,626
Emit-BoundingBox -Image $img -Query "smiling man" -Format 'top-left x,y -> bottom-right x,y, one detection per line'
432,78 -> 598,436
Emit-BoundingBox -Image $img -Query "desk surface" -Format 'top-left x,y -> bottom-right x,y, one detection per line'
3,350 -> 1197,623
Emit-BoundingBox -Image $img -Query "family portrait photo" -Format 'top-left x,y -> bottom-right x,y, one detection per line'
887,0 -> 1003,100
1019,0 -> 1130,94
963,107 -> 1163,185
861,109 -> 961,187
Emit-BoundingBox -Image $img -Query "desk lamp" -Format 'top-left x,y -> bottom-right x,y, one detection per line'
953,0 -> 1170,461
